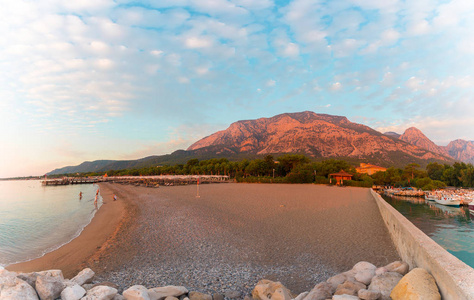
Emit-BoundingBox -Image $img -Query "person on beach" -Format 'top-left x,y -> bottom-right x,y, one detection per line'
79,191 -> 82,200
94,194 -> 98,208
113,194 -> 117,201
96,188 -> 99,196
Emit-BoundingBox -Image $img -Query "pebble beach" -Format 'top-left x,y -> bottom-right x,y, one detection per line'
7,183 -> 400,296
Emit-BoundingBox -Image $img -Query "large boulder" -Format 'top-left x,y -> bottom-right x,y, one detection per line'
17,272 -> 39,289
368,272 -> 403,300
123,285 -> 151,300
60,284 -> 86,300
303,282 -> 333,300
71,268 -> 95,286
147,286 -> 188,300
35,274 -> 66,300
82,285 -> 118,300
326,273 -> 347,292
252,280 -> 292,300
352,262 -> 376,285
0,275 -> 38,300
390,268 -> 441,300
384,261 -> 409,276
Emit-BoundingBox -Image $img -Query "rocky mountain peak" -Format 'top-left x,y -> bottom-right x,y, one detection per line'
399,127 -> 449,157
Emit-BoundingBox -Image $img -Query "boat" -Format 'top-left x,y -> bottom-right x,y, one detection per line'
434,195 -> 461,207
424,192 -> 437,201
469,200 -> 474,215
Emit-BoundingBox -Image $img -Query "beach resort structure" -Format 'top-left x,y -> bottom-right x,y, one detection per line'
329,170 -> 353,185
356,163 -> 387,175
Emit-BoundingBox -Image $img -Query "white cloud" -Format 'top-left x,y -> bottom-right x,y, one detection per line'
185,36 -> 213,48
266,79 -> 276,87
330,82 -> 342,91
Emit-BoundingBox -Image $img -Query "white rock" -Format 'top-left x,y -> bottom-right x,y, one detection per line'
71,268 -> 95,286
384,261 -> 409,276
36,269 -> 64,280
326,273 -> 346,292
61,284 -> 86,300
82,286 -> 118,300
147,286 -> 188,300
352,262 -> 376,285
0,275 -> 39,300
292,291 -> 309,300
368,272 -> 403,300
17,272 -> 39,289
36,274 -> 66,300
123,285 -> 151,300
375,267 -> 388,276
358,288 -> 380,300
303,282 -> 333,300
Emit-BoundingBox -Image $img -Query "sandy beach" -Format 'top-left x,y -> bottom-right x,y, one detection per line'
6,184 -> 128,279
7,183 -> 400,295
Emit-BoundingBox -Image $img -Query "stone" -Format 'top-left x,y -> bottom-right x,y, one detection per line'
390,268 -> 441,300
36,269 -> 64,280
303,282 -> 333,300
165,297 -> 179,300
148,286 -> 188,300
93,282 -> 120,290
83,284 -> 95,291
332,295 -> 359,300
17,272 -> 39,288
188,291 -> 212,300
35,274 -> 66,300
252,280 -> 292,300
82,286 -> 118,300
212,293 -> 224,300
368,272 -> 403,300
357,289 -> 380,300
71,268 -> 95,286
123,285 -> 151,300
384,261 -> 409,276
352,262 -> 376,285
334,280 -> 365,296
0,275 -> 39,300
293,291 -> 309,300
326,274 -> 346,292
61,284 -> 86,300
225,290 -> 241,299
375,267 -> 388,276
114,295 -> 126,300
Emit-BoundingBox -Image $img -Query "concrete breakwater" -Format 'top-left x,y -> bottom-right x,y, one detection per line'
371,189 -> 474,299
0,260 -> 443,300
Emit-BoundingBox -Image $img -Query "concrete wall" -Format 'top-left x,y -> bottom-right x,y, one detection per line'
370,190 -> 474,300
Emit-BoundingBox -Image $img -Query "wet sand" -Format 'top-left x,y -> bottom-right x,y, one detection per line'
91,183 -> 400,294
6,184 -> 127,279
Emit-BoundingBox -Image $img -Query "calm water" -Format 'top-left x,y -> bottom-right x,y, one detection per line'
0,180 -> 102,266
382,195 -> 474,268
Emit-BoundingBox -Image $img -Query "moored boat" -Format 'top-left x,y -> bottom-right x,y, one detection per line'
434,195 -> 461,207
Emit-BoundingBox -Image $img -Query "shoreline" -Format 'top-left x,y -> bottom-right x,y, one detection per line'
6,183 -> 128,278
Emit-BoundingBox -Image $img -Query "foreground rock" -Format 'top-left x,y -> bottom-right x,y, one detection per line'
252,280 -> 292,300
390,268 -> 441,300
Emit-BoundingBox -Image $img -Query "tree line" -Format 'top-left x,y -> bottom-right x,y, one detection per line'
72,155 -> 474,189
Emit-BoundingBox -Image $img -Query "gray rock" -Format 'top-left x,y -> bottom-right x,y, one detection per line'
113,295 -> 126,300
384,261 -> 409,276
148,286 -> 188,300
123,285 -> 150,300
83,284 -> 95,291
71,268 -> 95,286
82,286 -> 118,300
35,274 -> 66,300
368,272 -> 403,300
36,270 -> 64,280
0,275 -> 38,300
188,291 -> 212,300
17,272 -> 39,288
61,284 -> 86,300
212,293 -> 224,300
352,262 -> 376,285
224,290 -> 241,299
357,288 -> 380,300
303,282 -> 333,300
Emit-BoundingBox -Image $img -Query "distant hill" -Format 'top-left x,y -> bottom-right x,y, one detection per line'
48,111 -> 464,175
444,139 -> 474,164
383,132 -> 401,139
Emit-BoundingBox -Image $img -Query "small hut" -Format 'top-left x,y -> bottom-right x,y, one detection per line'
329,170 -> 353,185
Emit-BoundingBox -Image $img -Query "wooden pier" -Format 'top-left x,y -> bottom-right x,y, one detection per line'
42,175 -> 231,187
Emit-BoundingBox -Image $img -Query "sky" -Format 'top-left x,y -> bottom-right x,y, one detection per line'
1,0 -> 474,178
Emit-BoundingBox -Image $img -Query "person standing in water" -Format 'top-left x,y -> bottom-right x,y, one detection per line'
94,194 -> 98,208
79,191 -> 82,200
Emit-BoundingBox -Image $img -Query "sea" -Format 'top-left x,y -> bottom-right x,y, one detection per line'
0,180 -> 102,267
382,195 -> 474,268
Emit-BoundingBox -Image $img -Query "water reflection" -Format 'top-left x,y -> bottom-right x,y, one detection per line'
382,195 -> 474,268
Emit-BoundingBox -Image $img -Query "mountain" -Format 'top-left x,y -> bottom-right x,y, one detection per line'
445,139 -> 474,164
49,160 -> 116,175
188,111 -> 452,166
399,127 -> 449,157
383,132 -> 401,139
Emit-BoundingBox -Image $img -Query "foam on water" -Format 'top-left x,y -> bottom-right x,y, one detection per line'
0,180 -> 102,266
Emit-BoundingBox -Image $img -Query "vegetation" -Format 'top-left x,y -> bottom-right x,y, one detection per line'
54,155 -> 474,189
